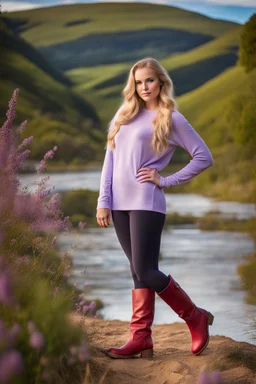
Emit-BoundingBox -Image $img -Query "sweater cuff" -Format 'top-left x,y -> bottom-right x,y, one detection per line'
159,175 -> 179,188
96,202 -> 111,210
159,176 -> 167,188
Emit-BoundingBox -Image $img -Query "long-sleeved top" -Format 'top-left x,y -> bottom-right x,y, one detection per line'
96,107 -> 214,214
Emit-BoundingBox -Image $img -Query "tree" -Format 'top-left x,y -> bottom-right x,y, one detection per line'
239,13 -> 256,73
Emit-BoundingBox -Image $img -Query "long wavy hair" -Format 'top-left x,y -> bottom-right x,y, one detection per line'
106,57 -> 178,156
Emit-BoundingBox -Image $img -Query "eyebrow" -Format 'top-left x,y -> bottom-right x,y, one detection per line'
135,77 -> 154,82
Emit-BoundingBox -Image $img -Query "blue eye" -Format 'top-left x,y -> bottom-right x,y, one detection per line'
136,79 -> 154,85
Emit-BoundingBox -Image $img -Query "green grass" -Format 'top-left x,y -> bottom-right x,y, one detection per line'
5,3 -> 238,47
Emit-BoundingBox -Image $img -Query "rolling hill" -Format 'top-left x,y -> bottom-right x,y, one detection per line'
0,19 -> 105,163
2,2 -> 255,203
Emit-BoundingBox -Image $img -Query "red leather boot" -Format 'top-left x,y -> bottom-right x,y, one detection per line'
157,275 -> 214,355
100,288 -> 155,358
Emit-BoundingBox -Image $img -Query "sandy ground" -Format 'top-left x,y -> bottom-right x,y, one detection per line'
69,314 -> 256,384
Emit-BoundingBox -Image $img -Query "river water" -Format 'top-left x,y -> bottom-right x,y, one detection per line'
18,171 -> 256,344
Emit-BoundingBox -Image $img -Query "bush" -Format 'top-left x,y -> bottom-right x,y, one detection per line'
0,89 -> 97,383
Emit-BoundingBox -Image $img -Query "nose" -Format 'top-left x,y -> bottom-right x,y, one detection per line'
142,82 -> 148,90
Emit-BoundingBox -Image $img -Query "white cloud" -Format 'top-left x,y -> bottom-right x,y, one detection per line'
1,1 -> 43,12
1,0 -> 255,13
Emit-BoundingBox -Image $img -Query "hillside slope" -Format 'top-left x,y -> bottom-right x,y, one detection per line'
4,3 -> 238,72
5,3 -> 238,47
0,21 -> 105,163
65,24 -> 242,128
174,64 -> 256,202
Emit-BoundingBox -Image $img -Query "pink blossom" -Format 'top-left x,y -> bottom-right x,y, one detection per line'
44,150 -> 55,160
36,146 -> 57,173
78,221 -> 86,230
15,255 -> 30,266
54,287 -> 62,295
78,344 -> 89,363
36,160 -> 46,173
16,120 -> 28,135
29,331 -> 45,351
17,136 -> 33,151
0,350 -> 24,383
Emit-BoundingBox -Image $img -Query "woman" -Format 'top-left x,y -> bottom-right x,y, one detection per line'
96,57 -> 214,359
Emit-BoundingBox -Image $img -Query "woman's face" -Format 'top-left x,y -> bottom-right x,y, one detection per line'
134,67 -> 162,109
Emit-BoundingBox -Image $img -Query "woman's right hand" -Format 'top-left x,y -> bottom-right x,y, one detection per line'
96,208 -> 111,228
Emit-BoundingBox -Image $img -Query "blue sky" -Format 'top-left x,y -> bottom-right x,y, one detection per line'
1,0 -> 256,24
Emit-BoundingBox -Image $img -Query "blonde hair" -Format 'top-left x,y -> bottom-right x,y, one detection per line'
106,57 -> 178,156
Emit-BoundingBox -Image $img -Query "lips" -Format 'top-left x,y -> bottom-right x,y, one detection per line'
142,92 -> 151,96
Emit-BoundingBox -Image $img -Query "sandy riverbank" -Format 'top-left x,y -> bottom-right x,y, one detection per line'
68,314 -> 256,384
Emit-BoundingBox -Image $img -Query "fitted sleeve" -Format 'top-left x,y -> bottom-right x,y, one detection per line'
96,143 -> 113,210
96,109 -> 121,210
159,110 -> 214,188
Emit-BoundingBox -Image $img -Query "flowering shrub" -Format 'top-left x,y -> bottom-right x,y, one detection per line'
0,89 -> 95,383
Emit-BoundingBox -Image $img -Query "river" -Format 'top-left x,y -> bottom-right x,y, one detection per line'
18,171 -> 256,344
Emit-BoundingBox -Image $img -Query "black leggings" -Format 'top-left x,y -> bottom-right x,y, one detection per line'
111,210 -> 170,293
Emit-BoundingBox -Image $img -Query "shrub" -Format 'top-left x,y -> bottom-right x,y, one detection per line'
0,89 -> 95,383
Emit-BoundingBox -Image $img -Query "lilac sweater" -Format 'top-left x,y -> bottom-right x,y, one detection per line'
96,107 -> 214,214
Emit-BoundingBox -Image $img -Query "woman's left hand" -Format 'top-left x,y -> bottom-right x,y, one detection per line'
136,167 -> 161,187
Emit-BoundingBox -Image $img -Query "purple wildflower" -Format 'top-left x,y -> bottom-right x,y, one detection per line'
36,159 -> 46,173
78,344 -> 89,363
17,136 -> 33,151
16,120 -> 28,135
54,287 -> 62,296
78,221 -> 86,230
29,331 -> 45,351
0,350 -> 24,383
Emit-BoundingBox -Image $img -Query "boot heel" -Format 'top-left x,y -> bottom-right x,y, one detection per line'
141,348 -> 153,358
208,312 -> 214,325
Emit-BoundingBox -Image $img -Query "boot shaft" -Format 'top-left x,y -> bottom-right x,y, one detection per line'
130,288 -> 155,340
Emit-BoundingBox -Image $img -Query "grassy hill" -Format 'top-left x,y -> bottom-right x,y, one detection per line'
176,64 -> 256,202
65,24 -> 242,127
0,20 -> 105,163
3,3 -> 255,203
5,3 -> 238,47
2,2 -> 241,159
4,3 -> 238,74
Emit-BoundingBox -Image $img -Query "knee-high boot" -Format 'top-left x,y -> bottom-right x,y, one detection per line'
157,275 -> 214,355
100,288 -> 155,358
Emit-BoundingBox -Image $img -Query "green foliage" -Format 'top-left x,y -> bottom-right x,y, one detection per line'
237,252 -> 256,305
237,98 -> 256,146
239,13 -> 256,73
0,213 -> 91,382
60,189 -> 99,227
164,212 -> 196,226
224,83 -> 256,152
0,19 -> 104,165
